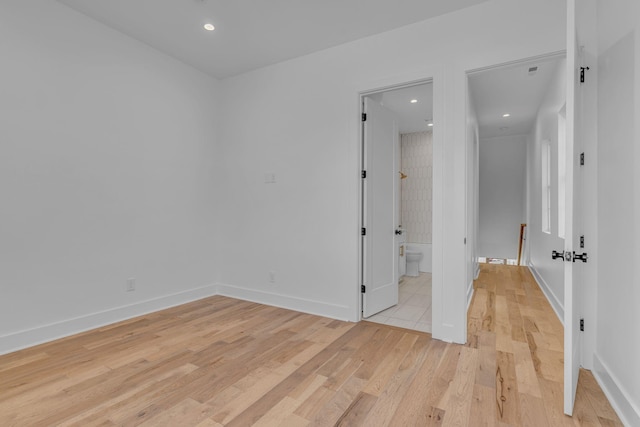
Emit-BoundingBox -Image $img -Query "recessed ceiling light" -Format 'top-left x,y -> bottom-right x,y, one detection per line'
503,113 -> 511,117
410,99 -> 418,104
203,23 -> 215,31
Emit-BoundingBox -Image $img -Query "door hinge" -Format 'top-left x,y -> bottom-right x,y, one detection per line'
552,250 -> 571,261
580,152 -> 585,166
580,235 -> 585,248
362,113 -> 367,122
580,318 -> 584,332
361,227 -> 366,236
361,285 -> 366,293
362,170 -> 366,179
573,252 -> 588,263
580,66 -> 590,83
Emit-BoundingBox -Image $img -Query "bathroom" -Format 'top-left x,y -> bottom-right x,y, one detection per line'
366,83 -> 433,332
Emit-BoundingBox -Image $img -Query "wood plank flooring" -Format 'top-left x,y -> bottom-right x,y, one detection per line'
0,265 -> 623,426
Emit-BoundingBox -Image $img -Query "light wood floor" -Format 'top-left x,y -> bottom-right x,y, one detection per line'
0,265 -> 622,426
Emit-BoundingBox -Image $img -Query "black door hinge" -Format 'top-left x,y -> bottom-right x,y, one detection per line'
361,228 -> 366,236
580,318 -> 584,332
552,250 -> 570,261
362,170 -> 366,179
362,113 -> 367,122
580,235 -> 585,248
361,285 -> 366,293
573,252 -> 588,263
580,152 -> 585,166
580,67 -> 590,83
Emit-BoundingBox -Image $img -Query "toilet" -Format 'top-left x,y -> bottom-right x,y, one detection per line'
405,247 -> 423,277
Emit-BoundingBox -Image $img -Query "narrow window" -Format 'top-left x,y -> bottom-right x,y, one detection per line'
541,140 -> 551,234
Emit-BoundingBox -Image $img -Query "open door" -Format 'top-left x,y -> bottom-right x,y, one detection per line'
362,96 -> 399,318
564,0 -> 585,414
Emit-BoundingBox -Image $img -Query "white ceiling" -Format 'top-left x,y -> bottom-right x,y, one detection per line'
372,83 -> 433,134
56,0 -> 487,79
469,55 -> 564,139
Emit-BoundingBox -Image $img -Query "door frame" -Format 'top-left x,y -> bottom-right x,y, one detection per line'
356,75 -> 436,322
464,49 -> 587,414
465,50 -> 566,278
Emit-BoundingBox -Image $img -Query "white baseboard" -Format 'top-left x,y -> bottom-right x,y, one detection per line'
0,285 -> 218,356
467,280 -> 475,311
593,353 -> 640,426
217,283 -> 354,322
527,262 -> 564,325
1,282 -> 355,356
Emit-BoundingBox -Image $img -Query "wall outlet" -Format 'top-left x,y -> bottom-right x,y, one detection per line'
264,172 -> 276,184
268,271 -> 276,283
126,278 -> 136,292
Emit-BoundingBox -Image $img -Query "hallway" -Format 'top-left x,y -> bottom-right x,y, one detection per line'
469,264 -> 622,425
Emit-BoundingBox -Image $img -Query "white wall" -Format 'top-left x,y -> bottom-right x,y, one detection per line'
593,0 -> 640,424
0,1 -> 221,353
466,81 -> 480,300
478,135 -> 527,259
526,59 -> 567,319
218,0 -> 565,343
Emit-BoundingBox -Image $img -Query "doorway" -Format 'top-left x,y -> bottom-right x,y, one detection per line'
467,54 -> 565,269
466,49 -> 586,415
359,82 -> 434,333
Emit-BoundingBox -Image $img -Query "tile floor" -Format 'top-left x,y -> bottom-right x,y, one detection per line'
364,272 -> 432,333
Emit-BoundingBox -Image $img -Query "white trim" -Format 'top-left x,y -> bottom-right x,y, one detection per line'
527,262 -> 564,325
466,50 -> 566,75
466,281 -> 475,311
0,284 -> 218,356
593,353 -> 640,427
217,283 -> 353,322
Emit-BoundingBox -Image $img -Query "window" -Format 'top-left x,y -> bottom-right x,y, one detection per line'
557,106 -> 567,238
541,140 -> 551,234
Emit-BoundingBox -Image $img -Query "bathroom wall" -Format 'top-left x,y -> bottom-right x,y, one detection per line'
401,131 -> 433,245
401,131 -> 433,273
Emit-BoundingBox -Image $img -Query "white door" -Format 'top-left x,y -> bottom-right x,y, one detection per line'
362,96 -> 399,318
564,0 -> 585,414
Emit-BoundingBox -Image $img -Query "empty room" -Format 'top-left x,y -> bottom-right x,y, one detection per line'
1,0 -> 638,425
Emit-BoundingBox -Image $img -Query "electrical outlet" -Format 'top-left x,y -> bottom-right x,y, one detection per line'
126,278 -> 136,292
269,271 -> 276,283
264,172 -> 276,184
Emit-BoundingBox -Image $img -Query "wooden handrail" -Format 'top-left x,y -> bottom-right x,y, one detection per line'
517,223 -> 526,266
